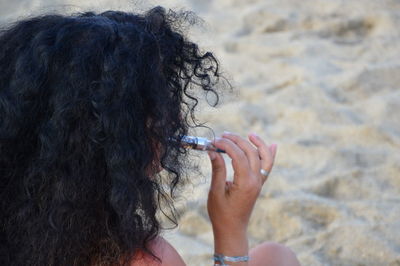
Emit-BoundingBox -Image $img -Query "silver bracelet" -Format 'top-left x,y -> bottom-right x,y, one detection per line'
213,253 -> 250,265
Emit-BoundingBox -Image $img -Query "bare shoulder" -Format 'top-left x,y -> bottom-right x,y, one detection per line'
131,237 -> 186,266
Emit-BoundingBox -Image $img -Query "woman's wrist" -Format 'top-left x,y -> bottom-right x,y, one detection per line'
213,230 -> 249,257
213,253 -> 250,266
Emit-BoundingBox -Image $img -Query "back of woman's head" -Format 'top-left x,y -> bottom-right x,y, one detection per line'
0,6 -> 222,266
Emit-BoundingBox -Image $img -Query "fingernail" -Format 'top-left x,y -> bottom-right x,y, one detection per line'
208,151 -> 216,160
250,132 -> 259,138
270,143 -> 277,152
223,131 -> 232,135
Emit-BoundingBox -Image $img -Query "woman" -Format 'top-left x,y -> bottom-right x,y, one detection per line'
0,6 -> 300,266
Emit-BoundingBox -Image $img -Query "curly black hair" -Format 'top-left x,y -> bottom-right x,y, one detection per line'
0,6 -> 226,266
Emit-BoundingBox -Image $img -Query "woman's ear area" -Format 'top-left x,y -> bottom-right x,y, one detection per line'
145,143 -> 164,177
144,124 -> 165,176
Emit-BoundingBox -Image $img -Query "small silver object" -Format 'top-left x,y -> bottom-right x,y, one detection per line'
260,168 -> 269,177
181,136 -> 212,151
170,136 -> 226,153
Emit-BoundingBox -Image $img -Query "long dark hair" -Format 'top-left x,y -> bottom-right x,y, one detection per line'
0,6 -> 225,265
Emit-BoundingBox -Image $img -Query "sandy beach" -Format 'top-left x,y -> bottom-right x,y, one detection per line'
2,0 -> 400,265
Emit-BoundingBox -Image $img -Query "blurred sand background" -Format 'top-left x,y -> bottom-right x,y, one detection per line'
1,0 -> 400,265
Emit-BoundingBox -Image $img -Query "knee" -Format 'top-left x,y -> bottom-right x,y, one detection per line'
250,242 -> 300,266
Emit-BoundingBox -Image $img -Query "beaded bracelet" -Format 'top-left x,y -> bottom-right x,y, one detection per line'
213,253 -> 250,265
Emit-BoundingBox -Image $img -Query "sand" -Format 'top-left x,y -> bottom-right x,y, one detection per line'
2,0 -> 400,265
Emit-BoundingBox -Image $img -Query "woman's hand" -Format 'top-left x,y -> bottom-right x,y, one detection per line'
207,132 -> 277,257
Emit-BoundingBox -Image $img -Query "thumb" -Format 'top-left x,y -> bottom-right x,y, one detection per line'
208,151 -> 226,194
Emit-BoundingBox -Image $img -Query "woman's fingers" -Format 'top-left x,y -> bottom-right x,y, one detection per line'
212,137 -> 251,186
221,132 -> 261,174
208,151 -> 227,194
248,133 -> 277,183
210,133 -> 277,186
269,144 -> 278,159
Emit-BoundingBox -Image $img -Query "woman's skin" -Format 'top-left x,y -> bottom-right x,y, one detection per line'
135,132 -> 301,266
